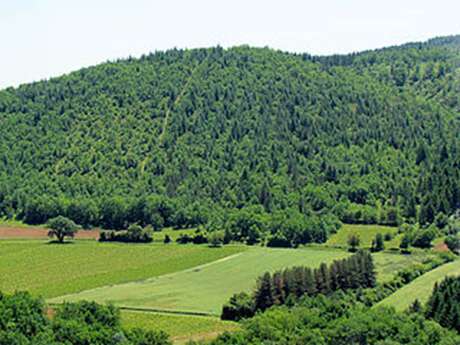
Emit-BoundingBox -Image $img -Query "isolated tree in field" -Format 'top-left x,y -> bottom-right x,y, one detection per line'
399,234 -> 411,253
347,233 -> 360,252
163,234 -> 171,244
47,216 -> 79,243
371,233 -> 384,252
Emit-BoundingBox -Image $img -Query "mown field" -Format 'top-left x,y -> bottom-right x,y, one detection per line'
326,224 -> 401,249
51,247 -> 350,314
0,240 -> 246,298
377,260 -> 460,311
51,246 -> 430,315
121,311 -> 239,344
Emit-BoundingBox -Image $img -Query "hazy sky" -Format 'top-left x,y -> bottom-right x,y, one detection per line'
1,0 -> 460,89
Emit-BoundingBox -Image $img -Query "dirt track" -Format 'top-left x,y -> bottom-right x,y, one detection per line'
0,226 -> 99,240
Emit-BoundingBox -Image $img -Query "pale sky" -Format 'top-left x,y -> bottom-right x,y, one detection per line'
1,0 -> 460,89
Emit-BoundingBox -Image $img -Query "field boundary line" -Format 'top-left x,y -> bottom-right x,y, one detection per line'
118,306 -> 217,317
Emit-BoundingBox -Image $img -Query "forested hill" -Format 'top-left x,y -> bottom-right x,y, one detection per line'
0,36 -> 459,233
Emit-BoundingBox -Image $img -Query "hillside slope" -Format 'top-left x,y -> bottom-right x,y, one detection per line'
0,38 -> 459,232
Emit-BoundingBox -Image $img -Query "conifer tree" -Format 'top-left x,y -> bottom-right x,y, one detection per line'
254,272 -> 274,311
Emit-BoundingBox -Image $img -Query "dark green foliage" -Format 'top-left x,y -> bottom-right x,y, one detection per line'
347,233 -> 360,252
212,293 -> 460,345
0,292 -> 171,345
426,276 -> 460,332
408,299 -> 423,314
254,272 -> 274,311
445,235 -> 460,254
222,251 -> 376,320
0,292 -> 50,344
163,234 -> 171,244
47,216 -> 80,243
221,292 -> 255,321
371,233 -> 385,252
399,234 -> 411,253
412,225 -> 438,248
384,232 -> 393,241
0,38 -> 458,237
99,224 -> 153,243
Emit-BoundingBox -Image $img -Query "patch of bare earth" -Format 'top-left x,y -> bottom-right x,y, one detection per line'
0,227 -> 99,240
434,242 -> 449,252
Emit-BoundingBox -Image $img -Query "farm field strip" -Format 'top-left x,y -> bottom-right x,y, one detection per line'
376,260 -> 460,311
0,240 -> 246,298
121,310 -> 239,344
52,247 -> 362,315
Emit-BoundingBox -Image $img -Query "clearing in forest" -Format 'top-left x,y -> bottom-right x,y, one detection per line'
376,260 -> 460,311
326,224 -> 401,249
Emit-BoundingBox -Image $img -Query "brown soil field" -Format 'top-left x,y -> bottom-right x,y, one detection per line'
0,226 -> 99,240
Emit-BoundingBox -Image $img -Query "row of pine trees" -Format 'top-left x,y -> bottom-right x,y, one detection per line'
222,250 -> 376,320
426,276 -> 460,332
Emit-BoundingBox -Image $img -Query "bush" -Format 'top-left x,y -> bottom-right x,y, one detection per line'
163,234 -> 171,244
412,225 -> 437,248
221,292 -> 255,321
99,224 -> 153,243
208,231 -> 224,247
267,232 -> 292,248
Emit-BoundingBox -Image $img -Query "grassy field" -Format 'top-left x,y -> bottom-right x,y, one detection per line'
121,311 -> 239,344
50,246 -> 428,315
326,224 -> 401,249
51,247 -> 351,314
377,260 -> 460,311
153,228 -> 197,242
372,251 -> 434,282
0,240 -> 245,298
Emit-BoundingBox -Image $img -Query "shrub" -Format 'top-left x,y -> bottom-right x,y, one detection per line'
208,231 -> 224,247
99,224 -> 153,243
221,292 -> 255,321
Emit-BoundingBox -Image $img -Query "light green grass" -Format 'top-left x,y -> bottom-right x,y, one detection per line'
154,228 -> 197,242
377,260 -> 460,311
326,224 -> 401,249
51,247 -> 350,315
121,311 -> 239,344
0,240 -> 245,298
372,251 -> 434,282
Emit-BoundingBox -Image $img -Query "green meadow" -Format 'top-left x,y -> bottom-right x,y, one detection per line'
51,246 -> 427,315
0,240 -> 245,298
51,247 -> 350,314
121,311 -> 239,344
326,224 -> 401,249
377,260 -> 460,311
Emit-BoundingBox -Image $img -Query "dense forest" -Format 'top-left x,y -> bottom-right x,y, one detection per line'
0,36 -> 459,243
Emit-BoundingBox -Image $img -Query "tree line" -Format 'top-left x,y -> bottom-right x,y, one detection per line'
222,250 -> 376,320
426,276 -> 460,333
